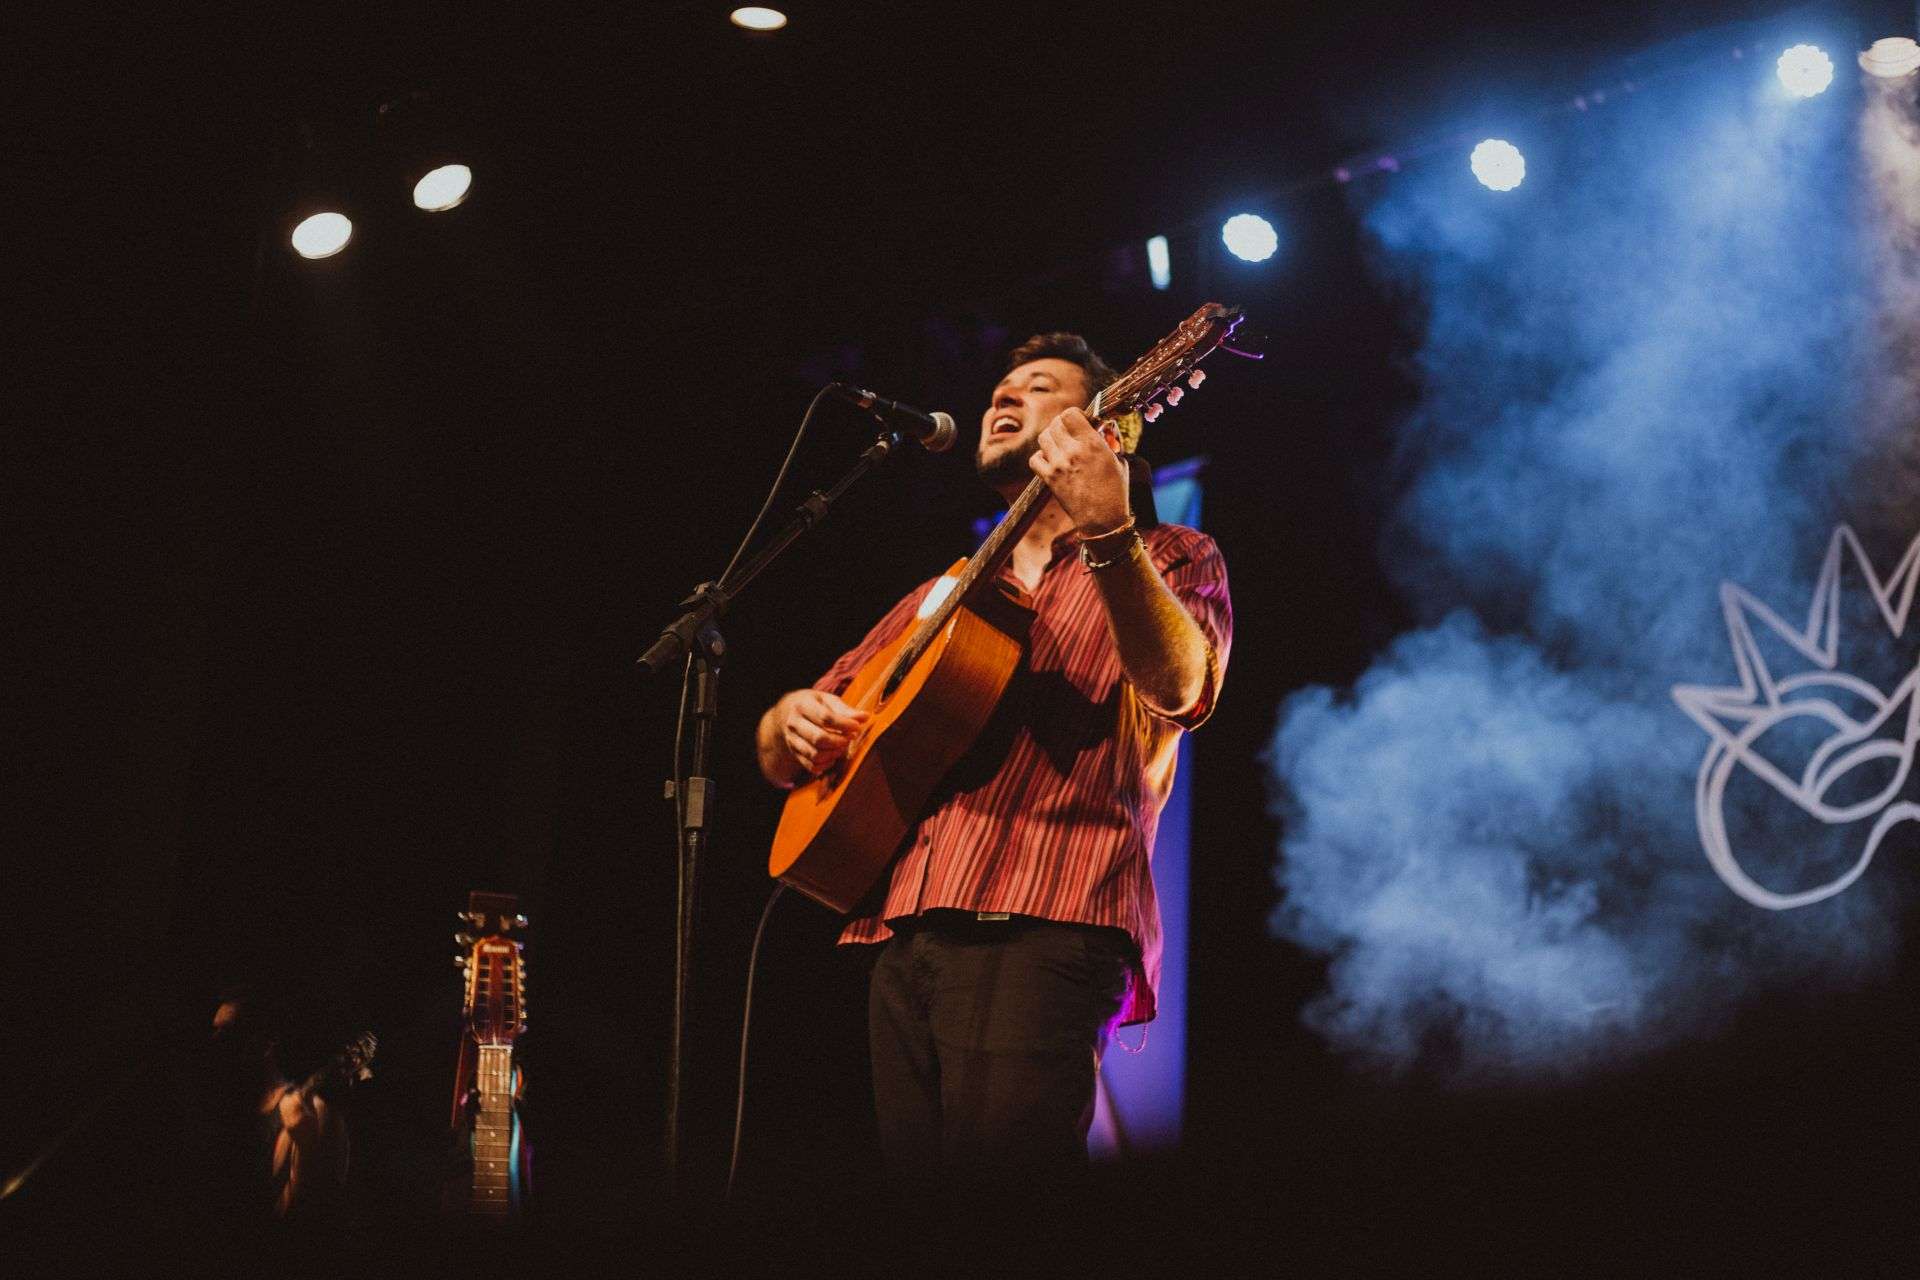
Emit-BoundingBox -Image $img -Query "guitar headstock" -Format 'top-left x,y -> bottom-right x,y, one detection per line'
1093,302 -> 1259,438
456,891 -> 527,1047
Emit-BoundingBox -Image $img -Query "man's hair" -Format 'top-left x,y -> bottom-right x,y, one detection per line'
1004,332 -> 1117,398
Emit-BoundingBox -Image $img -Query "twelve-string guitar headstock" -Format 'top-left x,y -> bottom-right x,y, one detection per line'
1093,302 -> 1263,454
455,891 -> 527,1048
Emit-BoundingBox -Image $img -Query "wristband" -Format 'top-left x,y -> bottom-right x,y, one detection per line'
1077,513 -> 1136,542
1080,528 -> 1145,572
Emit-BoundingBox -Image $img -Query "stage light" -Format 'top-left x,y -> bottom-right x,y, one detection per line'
730,7 -> 787,30
412,163 -> 473,211
291,211 -> 353,259
1469,139 -> 1526,192
1776,44 -> 1834,97
1860,37 -> 1920,78
1146,235 -> 1172,290
1221,213 -> 1277,264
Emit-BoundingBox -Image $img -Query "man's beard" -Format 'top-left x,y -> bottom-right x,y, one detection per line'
974,434 -> 1038,490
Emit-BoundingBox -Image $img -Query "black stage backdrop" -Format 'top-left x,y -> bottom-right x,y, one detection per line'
10,2 -> 1920,1271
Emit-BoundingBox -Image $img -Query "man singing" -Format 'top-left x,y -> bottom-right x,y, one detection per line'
756,332 -> 1232,1175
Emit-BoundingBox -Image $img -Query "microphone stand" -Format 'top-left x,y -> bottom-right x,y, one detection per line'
636,426 -> 908,1196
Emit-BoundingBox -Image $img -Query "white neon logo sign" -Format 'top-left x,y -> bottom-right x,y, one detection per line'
1673,527 -> 1920,909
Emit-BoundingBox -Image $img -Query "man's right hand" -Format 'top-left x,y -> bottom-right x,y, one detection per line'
757,688 -> 872,787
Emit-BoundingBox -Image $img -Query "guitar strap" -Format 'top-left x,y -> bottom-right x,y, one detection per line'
1122,454 -> 1162,530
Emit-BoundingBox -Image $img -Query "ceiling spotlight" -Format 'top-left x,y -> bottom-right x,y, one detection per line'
1470,139 -> 1526,192
1860,37 -> 1920,78
1220,214 -> 1278,264
730,7 -> 787,30
291,211 -> 353,259
1146,235 -> 1172,290
1776,44 -> 1835,98
413,163 -> 473,212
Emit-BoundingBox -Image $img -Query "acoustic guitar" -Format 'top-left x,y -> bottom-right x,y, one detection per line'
449,891 -> 529,1220
769,303 -> 1252,911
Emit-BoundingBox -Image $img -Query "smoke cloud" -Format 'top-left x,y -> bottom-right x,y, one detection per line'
1270,56 -> 1920,1081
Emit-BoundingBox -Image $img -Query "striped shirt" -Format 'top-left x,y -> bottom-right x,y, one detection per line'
814,521 -> 1232,1025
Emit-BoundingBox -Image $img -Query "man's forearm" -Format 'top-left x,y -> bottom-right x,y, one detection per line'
1087,539 -> 1210,716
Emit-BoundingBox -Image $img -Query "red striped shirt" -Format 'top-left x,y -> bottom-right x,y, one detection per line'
813,522 -> 1232,1025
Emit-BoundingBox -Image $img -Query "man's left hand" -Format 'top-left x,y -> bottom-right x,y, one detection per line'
1028,407 -> 1130,534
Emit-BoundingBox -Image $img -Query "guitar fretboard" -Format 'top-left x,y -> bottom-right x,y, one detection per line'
471,1044 -> 515,1215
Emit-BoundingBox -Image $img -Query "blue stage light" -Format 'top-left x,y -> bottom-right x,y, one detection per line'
1470,139 -> 1527,192
1860,37 -> 1920,79
1221,213 -> 1278,264
1776,44 -> 1834,97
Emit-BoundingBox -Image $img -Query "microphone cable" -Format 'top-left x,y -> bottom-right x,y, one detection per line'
725,881 -> 788,1201
684,386 -> 863,1198
717,385 -> 837,590
666,386 -> 829,1187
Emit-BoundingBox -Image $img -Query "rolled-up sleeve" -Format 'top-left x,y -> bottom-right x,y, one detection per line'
1145,527 -> 1233,730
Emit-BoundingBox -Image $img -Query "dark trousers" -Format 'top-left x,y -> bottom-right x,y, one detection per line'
868,912 -> 1134,1178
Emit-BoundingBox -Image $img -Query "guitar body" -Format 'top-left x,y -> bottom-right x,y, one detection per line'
769,564 -> 1027,911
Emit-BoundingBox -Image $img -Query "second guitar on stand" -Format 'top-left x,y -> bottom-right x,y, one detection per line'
448,891 -> 530,1221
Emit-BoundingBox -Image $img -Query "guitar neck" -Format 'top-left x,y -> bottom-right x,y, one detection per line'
941,473 -> 1052,608
470,1043 -> 516,1215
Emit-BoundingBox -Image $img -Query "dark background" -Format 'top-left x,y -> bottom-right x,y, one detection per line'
9,1 -> 1920,1271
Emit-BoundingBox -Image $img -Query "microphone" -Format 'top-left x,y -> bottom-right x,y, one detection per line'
829,383 -> 958,453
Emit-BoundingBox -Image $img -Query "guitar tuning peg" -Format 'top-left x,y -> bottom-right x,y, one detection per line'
1187,369 -> 1206,388
454,932 -> 476,948
1164,386 -> 1184,406
514,914 -> 529,929
454,955 -> 469,968
1143,402 -> 1164,423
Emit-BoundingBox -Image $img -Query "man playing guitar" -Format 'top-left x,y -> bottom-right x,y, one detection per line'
756,331 -> 1233,1179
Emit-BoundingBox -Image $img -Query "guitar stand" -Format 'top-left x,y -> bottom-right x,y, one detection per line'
637,424 -> 908,1195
